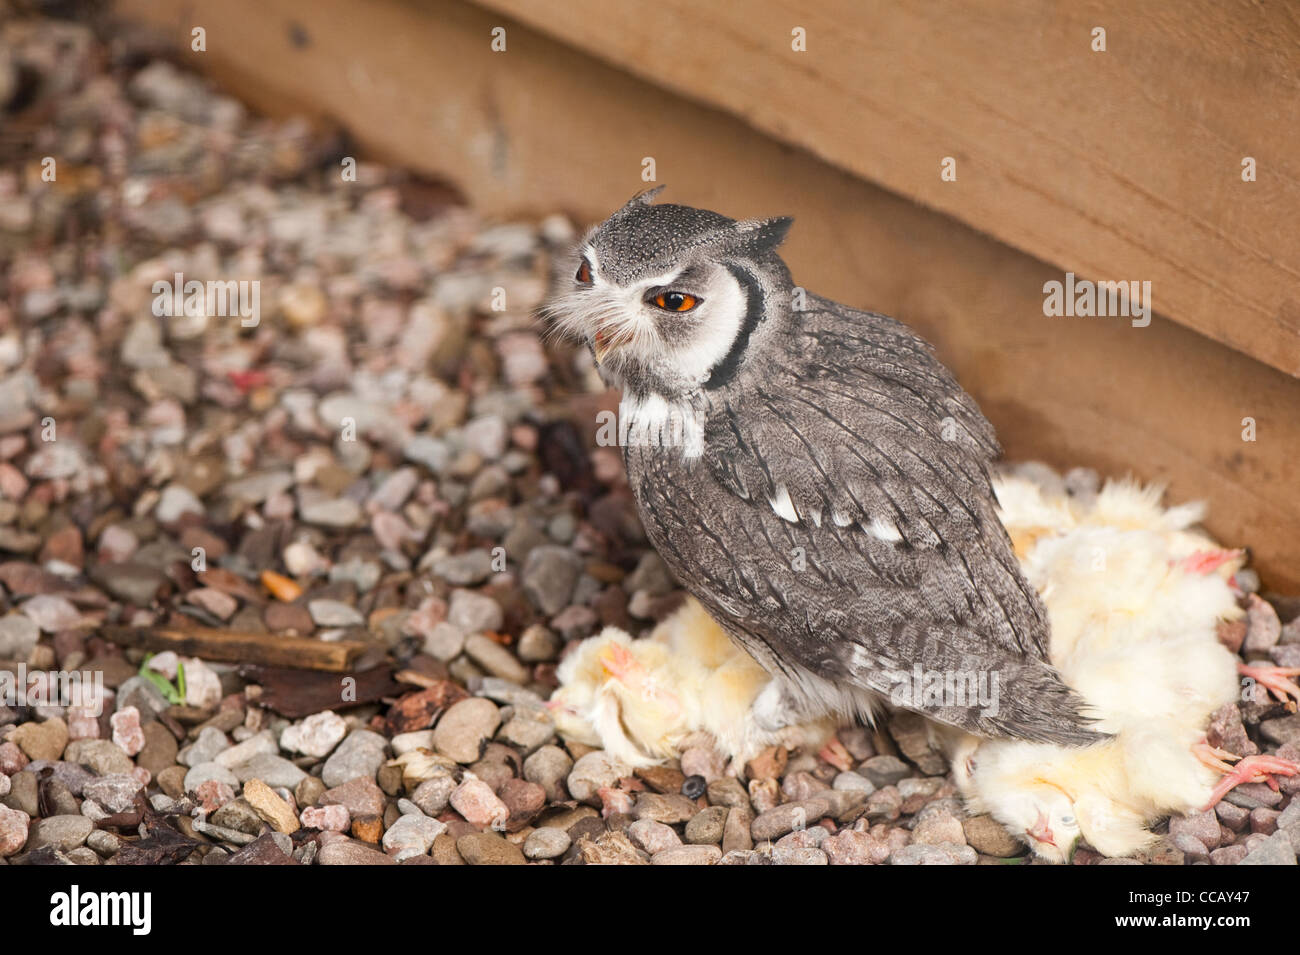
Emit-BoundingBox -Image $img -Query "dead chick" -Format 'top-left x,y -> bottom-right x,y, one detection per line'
949,471 -> 1297,861
550,597 -> 834,769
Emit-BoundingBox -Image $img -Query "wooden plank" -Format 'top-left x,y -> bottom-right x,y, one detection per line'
470,0 -> 1300,380
102,625 -> 367,672
107,0 -> 1300,591
241,664 -> 401,717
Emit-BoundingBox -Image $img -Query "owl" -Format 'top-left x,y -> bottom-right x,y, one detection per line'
545,188 -> 1102,747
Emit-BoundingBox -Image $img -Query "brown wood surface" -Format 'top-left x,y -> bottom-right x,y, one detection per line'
471,0 -> 1300,379
102,625 -> 367,672
107,0 -> 1300,589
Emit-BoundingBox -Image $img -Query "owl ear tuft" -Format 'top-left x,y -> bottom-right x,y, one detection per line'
618,185 -> 666,213
729,215 -> 793,256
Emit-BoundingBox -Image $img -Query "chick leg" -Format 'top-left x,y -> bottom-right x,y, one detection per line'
1201,754 -> 1300,810
1192,738 -> 1240,775
818,737 -> 853,773
1237,663 -> 1300,710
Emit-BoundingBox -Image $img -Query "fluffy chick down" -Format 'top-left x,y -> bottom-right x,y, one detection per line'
551,597 -> 834,769
943,472 -> 1246,862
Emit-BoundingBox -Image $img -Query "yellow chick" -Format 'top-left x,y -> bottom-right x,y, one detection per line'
551,598 -> 835,768
950,470 -> 1296,862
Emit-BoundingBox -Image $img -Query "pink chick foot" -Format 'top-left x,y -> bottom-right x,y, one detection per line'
1238,662 -> 1300,710
1202,754 -> 1300,810
818,738 -> 853,773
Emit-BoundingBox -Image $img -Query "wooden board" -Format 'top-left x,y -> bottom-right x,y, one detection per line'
471,0 -> 1300,380
108,0 -> 1300,589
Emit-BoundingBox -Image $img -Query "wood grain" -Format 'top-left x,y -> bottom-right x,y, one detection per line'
470,0 -> 1300,379
102,625 -> 367,672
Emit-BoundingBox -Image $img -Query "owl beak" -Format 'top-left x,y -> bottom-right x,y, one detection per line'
593,328 -> 613,364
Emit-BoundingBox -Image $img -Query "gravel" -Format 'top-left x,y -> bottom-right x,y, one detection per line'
0,14 -> 1293,873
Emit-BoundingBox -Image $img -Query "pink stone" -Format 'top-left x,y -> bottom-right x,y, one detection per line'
97,524 -> 139,563
598,786 -> 635,818
0,804 -> 29,858
110,705 -> 146,756
194,779 -> 236,813
66,707 -> 102,741
372,511 -> 415,551
449,776 -> 509,829
301,804 -> 350,831
0,462 -> 27,500
0,741 -> 29,775
186,587 -> 239,621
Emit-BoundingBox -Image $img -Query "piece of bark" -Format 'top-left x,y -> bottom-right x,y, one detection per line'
241,664 -> 401,718
101,625 -> 366,672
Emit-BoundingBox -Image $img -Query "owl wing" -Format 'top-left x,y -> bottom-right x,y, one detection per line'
681,304 -> 1101,743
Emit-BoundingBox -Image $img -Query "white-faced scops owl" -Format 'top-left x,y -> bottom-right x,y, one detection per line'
545,188 -> 1103,747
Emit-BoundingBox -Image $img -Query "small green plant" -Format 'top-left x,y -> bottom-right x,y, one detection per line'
139,654 -> 187,704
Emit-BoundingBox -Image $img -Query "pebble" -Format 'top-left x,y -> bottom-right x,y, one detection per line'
321,731 -> 388,787
10,717 -> 69,762
652,844 -> 722,865
521,546 -> 583,615
0,614 -> 39,659
524,746 -> 572,802
568,751 -> 633,805
280,710 -> 348,757
962,814 -> 1024,857
301,804 -> 350,831
524,827 -> 571,860
628,818 -> 682,854
319,775 -> 387,818
0,804 -> 29,857
447,589 -> 503,632
243,778 -> 301,834
891,842 -> 977,865
464,633 -> 530,683
26,814 -> 93,852
1239,830 -> 1297,865
81,774 -> 144,814
457,831 -> 526,865
411,775 -> 457,815
65,739 -> 135,776
383,813 -> 447,858
308,599 -> 364,627
433,697 -> 501,763
110,707 -> 146,756
450,776 -> 509,829
319,839 -> 398,865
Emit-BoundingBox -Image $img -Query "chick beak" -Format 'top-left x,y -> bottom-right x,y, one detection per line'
1028,811 -> 1056,848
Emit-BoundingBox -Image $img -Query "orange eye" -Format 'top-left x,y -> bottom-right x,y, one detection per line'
575,260 -> 593,284
652,291 -> 699,312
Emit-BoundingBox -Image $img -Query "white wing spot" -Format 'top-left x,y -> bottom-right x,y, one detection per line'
867,517 -> 903,542
769,485 -> 799,523
831,509 -> 852,527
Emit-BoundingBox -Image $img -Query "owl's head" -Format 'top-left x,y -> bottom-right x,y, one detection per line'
545,188 -> 794,400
